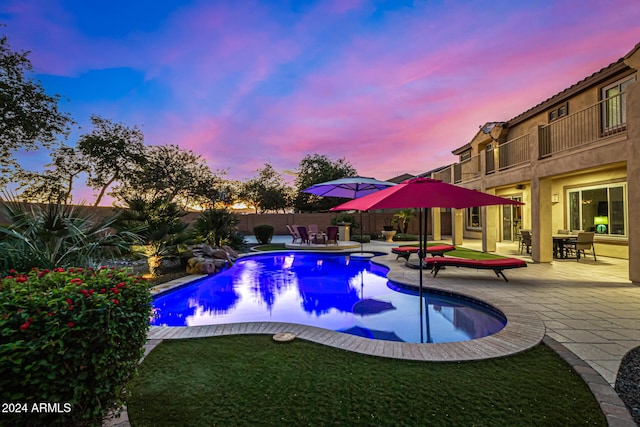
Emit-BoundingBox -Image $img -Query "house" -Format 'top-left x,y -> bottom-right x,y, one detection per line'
428,41 -> 640,283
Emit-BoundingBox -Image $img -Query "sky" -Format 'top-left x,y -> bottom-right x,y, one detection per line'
2,0 -> 640,205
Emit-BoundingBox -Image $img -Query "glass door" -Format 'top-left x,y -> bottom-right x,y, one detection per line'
502,196 -> 522,241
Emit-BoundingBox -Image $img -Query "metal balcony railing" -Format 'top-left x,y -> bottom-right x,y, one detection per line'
433,166 -> 452,183
453,154 -> 480,183
539,92 -> 627,157
498,134 -> 530,170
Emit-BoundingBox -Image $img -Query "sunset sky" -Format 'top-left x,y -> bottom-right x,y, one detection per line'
2,0 -> 640,204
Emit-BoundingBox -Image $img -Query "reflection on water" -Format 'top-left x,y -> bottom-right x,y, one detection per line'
151,253 -> 506,343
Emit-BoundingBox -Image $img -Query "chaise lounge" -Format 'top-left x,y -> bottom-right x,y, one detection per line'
422,256 -> 527,282
392,244 -> 456,261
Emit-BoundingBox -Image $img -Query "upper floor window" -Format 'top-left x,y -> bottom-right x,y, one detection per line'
601,75 -> 636,134
548,102 -> 569,122
460,151 -> 471,161
567,183 -> 626,237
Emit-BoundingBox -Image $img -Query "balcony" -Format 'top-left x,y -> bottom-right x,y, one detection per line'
539,92 -> 627,157
433,166 -> 452,183
454,154 -> 480,183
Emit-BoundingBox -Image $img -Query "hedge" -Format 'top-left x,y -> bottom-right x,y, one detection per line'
0,267 -> 152,426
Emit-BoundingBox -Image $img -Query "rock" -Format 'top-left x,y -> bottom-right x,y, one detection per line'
615,346 -> 640,425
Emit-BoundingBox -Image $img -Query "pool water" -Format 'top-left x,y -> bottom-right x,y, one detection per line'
151,252 -> 506,343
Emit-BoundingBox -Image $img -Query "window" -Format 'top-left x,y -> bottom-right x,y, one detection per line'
467,206 -> 481,229
547,102 -> 569,122
460,151 -> 471,161
601,75 -> 636,134
567,183 -> 627,236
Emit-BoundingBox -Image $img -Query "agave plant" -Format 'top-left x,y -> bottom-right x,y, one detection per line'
0,198 -> 138,274
192,207 -> 240,248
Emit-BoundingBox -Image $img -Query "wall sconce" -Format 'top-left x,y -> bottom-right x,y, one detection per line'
551,193 -> 559,203
515,184 -> 525,190
594,216 -> 608,234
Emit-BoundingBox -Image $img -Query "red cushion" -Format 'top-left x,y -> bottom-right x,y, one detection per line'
392,247 -> 419,253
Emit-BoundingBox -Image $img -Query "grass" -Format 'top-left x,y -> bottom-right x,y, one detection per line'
127,335 -> 605,426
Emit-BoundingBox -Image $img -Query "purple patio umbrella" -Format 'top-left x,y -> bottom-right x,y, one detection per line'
303,176 -> 397,253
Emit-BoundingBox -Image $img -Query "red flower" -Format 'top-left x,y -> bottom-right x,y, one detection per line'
9,269 -> 16,274
20,318 -> 32,331
65,298 -> 73,305
47,311 -> 54,317
70,278 -> 83,285
54,267 -> 65,273
116,282 -> 126,289
111,288 -> 120,294
15,276 -> 27,283
67,322 -> 74,328
111,299 -> 119,305
100,288 -> 106,294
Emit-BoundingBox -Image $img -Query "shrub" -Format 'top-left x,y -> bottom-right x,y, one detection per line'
0,267 -> 152,426
192,208 -> 239,248
350,234 -> 371,243
253,224 -> 274,244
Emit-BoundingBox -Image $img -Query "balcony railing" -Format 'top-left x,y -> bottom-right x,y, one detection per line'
453,154 -> 480,183
539,92 -> 626,157
433,166 -> 452,183
498,134 -> 530,170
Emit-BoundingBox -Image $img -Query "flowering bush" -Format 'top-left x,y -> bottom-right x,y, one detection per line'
0,267 -> 152,426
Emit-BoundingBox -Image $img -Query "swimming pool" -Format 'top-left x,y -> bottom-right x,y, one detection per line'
151,252 -> 506,343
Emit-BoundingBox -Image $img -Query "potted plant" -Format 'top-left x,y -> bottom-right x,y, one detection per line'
381,218 -> 396,242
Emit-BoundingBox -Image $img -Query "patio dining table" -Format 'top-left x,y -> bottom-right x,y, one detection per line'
553,234 -> 577,259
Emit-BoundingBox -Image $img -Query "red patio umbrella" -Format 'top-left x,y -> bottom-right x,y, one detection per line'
331,177 -> 524,342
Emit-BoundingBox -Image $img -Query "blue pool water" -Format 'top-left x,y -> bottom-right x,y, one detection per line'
151,252 -> 506,343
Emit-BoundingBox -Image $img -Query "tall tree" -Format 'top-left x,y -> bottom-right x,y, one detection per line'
239,163 -> 292,213
114,144 -> 220,209
293,154 -> 357,212
15,144 -> 88,204
0,33 -> 73,185
77,115 -> 147,206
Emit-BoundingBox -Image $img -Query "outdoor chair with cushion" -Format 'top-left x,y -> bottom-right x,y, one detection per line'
519,230 -> 532,254
325,226 -> 339,245
297,226 -> 312,245
286,225 -> 302,244
566,231 -> 596,262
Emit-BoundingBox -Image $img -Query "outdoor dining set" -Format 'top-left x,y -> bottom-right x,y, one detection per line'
519,230 -> 596,261
286,224 -> 339,245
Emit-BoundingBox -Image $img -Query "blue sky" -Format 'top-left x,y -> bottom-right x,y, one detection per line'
2,0 -> 640,204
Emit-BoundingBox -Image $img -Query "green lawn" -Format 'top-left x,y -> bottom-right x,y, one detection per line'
128,335 -> 605,426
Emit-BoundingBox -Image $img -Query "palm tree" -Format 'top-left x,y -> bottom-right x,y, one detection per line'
392,209 -> 415,233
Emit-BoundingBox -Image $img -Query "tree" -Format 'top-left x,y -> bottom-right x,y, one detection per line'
293,154 -> 357,212
239,163 -> 292,213
0,33 -> 73,186
192,208 -> 239,247
114,144 -> 220,209
14,144 -> 88,204
77,115 -> 147,206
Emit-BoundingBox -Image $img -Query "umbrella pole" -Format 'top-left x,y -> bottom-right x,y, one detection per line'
360,211 -> 364,254
418,207 -> 424,343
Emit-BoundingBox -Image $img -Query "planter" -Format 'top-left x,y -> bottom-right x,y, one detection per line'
381,230 -> 396,243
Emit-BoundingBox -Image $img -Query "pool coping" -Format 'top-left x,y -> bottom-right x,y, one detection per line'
147,251 -> 545,362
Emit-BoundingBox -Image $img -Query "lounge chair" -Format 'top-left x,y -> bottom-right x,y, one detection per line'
392,244 -> 455,261
422,256 -> 527,282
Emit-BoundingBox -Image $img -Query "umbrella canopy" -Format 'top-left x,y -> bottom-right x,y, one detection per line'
330,177 -> 523,211
303,176 -> 396,254
302,176 -> 396,199
330,177 -> 524,343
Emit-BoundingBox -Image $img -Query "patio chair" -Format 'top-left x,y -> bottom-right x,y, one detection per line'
297,226 -> 312,245
566,231 -> 596,262
286,225 -> 302,244
325,226 -> 339,245
557,229 -> 570,234
519,230 -> 532,254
